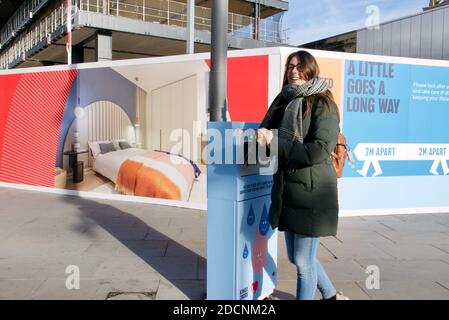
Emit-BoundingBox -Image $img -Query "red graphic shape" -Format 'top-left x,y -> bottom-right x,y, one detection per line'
205,55 -> 269,122
251,228 -> 268,274
251,280 -> 259,294
0,74 -> 22,159
0,70 -> 77,187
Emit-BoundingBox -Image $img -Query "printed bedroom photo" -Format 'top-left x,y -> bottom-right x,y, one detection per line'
57,59 -> 210,206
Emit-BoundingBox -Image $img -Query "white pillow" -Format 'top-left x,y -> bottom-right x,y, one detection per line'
113,139 -> 128,150
88,140 -> 111,158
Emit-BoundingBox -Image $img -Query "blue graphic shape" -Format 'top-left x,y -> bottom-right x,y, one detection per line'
243,243 -> 249,259
247,204 -> 255,226
259,203 -> 270,236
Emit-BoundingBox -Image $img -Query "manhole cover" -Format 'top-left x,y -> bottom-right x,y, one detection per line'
106,291 -> 156,300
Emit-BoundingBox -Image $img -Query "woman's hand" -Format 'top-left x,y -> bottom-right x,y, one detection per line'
257,128 -> 274,147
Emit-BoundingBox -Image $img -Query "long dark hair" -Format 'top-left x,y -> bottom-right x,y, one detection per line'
283,50 -> 339,120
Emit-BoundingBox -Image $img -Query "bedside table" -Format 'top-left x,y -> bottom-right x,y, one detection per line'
64,149 -> 88,183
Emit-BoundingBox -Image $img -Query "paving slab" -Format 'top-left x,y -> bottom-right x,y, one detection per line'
144,226 -> 183,241
274,280 -> 371,300
319,241 -> 396,260
198,257 -> 206,280
357,280 -> 449,300
93,257 -> 162,280
95,278 -> 160,300
320,259 -> 368,282
275,258 -> 298,281
372,230 -> 449,245
139,256 -> 199,280
177,227 -> 207,242
329,281 -> 372,300
276,233 -> 338,262
114,240 -> 169,259
1,188 -> 449,300
354,259 -> 449,283
0,239 -> 93,258
371,243 -> 449,260
30,279 -> 103,300
430,241 -> 449,252
333,229 -> 400,244
81,241 -> 120,257
273,280 -> 296,300
374,220 -> 449,233
0,279 -> 45,299
165,241 -> 206,258
155,279 -> 206,300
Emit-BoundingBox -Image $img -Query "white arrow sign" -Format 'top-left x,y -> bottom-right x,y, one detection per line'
353,143 -> 449,177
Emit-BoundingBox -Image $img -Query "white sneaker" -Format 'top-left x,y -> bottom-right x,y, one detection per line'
336,291 -> 350,300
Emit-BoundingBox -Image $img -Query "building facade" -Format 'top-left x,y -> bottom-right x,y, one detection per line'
302,1 -> 449,61
0,0 -> 289,69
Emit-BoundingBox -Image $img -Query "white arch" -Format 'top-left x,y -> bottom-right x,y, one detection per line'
63,100 -> 135,170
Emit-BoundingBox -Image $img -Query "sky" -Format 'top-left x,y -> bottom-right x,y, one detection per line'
282,0 -> 430,45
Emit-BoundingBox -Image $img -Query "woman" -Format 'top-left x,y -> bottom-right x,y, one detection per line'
257,50 -> 349,300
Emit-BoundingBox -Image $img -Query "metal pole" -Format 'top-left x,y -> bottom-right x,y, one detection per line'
209,0 -> 228,122
255,1 -> 260,40
66,0 -> 72,65
186,0 -> 194,54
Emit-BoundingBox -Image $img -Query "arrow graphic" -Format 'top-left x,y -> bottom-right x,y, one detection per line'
353,143 -> 449,177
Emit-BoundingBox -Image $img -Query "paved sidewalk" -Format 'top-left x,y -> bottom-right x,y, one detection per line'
1,187 -> 449,300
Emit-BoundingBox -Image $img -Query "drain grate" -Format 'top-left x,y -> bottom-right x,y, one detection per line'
106,291 -> 157,300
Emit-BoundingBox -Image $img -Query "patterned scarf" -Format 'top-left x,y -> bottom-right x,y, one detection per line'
278,78 -> 329,143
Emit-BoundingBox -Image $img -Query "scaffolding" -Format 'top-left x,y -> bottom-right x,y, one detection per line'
0,0 -> 287,69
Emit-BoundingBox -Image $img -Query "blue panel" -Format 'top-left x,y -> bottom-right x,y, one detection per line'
340,59 -> 449,211
343,60 -> 411,177
79,68 -> 136,123
340,176 -> 449,210
206,199 -> 236,300
207,122 -> 274,201
56,78 -> 78,167
236,196 -> 277,300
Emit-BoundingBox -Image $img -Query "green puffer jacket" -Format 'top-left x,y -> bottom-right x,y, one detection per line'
267,95 -> 340,237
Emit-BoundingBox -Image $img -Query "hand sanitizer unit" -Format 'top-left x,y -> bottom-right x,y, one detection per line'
207,122 -> 278,300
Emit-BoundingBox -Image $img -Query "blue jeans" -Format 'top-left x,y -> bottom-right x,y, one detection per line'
284,231 -> 337,300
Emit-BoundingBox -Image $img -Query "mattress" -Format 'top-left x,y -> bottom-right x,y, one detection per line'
92,148 -> 197,201
93,148 -> 147,183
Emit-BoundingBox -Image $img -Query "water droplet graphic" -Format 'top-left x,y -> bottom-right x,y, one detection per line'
247,204 -> 255,226
259,203 -> 269,236
243,243 -> 249,259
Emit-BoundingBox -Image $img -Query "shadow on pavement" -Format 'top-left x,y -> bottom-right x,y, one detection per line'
62,194 -> 206,300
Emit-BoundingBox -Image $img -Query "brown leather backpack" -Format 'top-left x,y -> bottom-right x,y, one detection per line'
331,133 -> 349,178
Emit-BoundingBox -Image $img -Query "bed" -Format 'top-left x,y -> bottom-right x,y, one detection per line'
90,143 -> 200,201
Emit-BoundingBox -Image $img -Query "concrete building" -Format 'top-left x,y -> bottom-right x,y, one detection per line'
302,0 -> 449,60
0,0 -> 289,69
